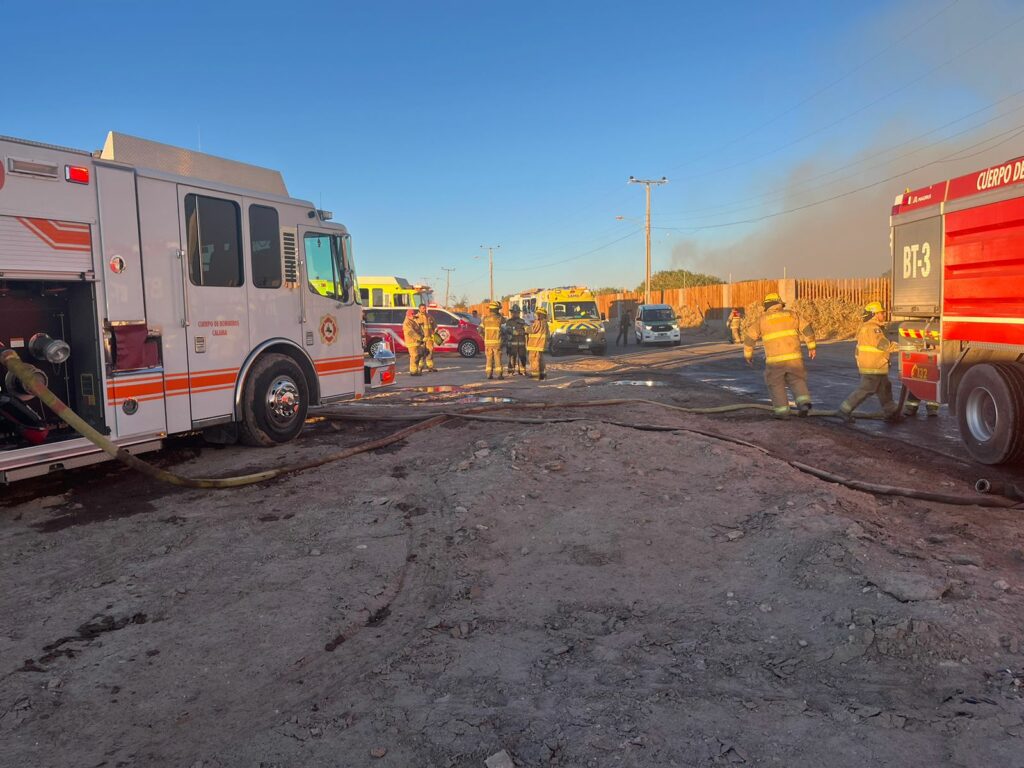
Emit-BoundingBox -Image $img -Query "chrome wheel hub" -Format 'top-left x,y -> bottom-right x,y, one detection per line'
266,377 -> 300,426
965,385 -> 997,442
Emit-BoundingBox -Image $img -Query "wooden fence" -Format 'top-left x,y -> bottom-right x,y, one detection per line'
794,278 -> 890,310
466,277 -> 892,323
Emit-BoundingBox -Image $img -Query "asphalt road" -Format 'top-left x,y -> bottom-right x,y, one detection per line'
381,332 -> 976,466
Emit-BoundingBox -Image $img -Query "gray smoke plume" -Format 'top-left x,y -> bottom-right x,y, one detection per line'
668,0 -> 1024,280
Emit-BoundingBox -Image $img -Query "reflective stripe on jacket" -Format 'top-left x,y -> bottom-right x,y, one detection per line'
527,319 -> 550,352
481,314 -> 503,348
742,307 -> 815,365
855,318 -> 898,374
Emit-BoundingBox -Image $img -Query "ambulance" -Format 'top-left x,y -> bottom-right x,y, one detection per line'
508,286 -> 607,354
0,131 -> 394,482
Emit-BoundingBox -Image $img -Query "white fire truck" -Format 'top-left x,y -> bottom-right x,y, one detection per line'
891,155 -> 1024,464
0,132 -> 393,482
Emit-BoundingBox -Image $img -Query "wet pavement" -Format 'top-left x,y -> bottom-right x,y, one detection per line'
384,335 -> 975,466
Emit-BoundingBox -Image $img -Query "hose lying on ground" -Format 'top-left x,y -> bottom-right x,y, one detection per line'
2,349 -> 1009,506
1,348 -> 447,489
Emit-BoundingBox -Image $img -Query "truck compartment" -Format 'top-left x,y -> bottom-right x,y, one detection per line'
0,280 -> 105,450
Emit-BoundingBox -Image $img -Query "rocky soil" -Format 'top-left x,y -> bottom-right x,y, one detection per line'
2,363 -> 1023,767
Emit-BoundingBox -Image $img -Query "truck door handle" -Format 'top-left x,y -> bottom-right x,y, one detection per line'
176,248 -> 190,327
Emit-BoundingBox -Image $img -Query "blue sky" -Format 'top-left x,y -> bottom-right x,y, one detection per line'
6,0 -> 1023,301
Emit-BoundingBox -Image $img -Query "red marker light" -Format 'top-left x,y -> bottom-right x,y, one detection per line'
65,165 -> 90,184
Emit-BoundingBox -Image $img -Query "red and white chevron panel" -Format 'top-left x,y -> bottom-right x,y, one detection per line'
0,215 -> 93,274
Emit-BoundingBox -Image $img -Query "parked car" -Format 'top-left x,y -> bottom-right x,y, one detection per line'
634,304 -> 681,346
454,311 -> 481,326
363,307 -> 483,358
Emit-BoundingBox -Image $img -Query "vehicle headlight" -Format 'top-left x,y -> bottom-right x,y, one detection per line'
644,325 -> 653,331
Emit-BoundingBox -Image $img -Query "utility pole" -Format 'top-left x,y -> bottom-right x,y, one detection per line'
628,176 -> 668,305
479,244 -> 500,302
441,266 -> 455,307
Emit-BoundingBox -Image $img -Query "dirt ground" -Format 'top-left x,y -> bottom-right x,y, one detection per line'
2,352 -> 1024,768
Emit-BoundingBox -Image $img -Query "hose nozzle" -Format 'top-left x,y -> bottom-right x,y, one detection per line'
29,333 -> 71,364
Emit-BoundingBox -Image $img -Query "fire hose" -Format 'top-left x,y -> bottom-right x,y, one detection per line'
1,348 -> 1019,507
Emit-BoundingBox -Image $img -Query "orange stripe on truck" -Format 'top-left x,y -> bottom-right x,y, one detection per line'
16,217 -> 92,252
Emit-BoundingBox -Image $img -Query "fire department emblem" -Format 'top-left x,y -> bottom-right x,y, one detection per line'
319,314 -> 339,345
438,328 -> 451,343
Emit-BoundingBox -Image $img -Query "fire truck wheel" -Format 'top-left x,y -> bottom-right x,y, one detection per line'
239,353 -> 309,447
956,363 -> 1024,465
368,339 -> 386,357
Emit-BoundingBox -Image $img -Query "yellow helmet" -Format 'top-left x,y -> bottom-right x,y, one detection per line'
865,301 -> 884,314
536,307 -> 548,317
488,301 -> 501,311
763,292 -> 783,307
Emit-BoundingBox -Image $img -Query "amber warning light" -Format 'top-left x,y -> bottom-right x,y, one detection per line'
64,165 -> 90,184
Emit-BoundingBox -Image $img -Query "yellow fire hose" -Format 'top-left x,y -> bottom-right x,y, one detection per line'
2,348 -> 1017,507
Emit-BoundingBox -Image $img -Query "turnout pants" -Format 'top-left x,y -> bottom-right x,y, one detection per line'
421,342 -> 435,371
764,362 -> 811,418
730,327 -> 742,344
841,373 -> 897,417
507,344 -> 526,374
408,344 -> 424,375
485,346 -> 503,377
529,351 -> 546,379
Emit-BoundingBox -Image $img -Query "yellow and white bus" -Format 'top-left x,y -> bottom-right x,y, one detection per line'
355,276 -> 434,308
507,286 -> 607,355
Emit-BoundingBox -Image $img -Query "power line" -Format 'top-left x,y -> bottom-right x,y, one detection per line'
679,11 -> 1024,183
662,89 -> 1024,219
657,122 -> 1024,233
498,229 -> 642,272
660,96 -> 1024,224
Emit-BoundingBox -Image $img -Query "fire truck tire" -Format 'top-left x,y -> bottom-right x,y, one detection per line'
956,363 -> 1024,465
239,353 -> 309,447
368,339 -> 386,357
458,339 -> 478,358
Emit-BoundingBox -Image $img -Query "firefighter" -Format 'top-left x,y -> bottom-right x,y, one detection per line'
838,301 -> 900,423
505,305 -> 528,375
616,307 -> 632,346
402,308 -> 426,376
527,307 -> 550,380
417,305 -> 438,373
481,301 -> 504,379
727,308 -> 743,344
743,293 -> 816,418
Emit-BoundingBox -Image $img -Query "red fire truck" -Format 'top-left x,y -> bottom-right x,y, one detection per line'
0,132 -> 394,482
891,156 -> 1024,464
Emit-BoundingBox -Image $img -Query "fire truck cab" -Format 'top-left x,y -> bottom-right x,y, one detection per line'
891,156 -> 1024,464
0,131 -> 392,482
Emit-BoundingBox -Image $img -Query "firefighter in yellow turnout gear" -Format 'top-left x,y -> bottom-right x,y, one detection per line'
527,307 -> 550,380
417,305 -> 438,373
402,308 -> 426,376
743,293 -> 816,418
839,301 -> 900,422
481,301 -> 504,379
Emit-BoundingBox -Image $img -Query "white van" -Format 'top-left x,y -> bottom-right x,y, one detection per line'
634,304 -> 681,346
